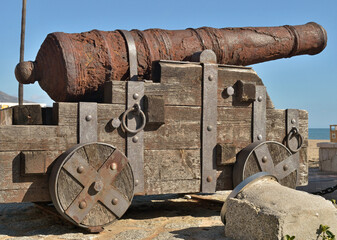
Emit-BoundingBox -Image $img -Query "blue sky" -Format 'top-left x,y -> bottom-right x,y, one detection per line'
0,0 -> 336,128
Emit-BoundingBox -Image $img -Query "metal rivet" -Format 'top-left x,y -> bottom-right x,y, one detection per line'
110,163 -> 117,170
257,96 -> 263,102
291,118 -> 296,124
206,176 -> 213,182
262,156 -> 267,163
112,198 -> 119,205
85,115 -> 92,121
207,125 -> 213,131
79,201 -> 87,209
94,180 -> 104,192
257,134 -> 263,141
226,86 -> 235,96
132,136 -> 139,143
133,93 -> 139,100
77,166 -> 84,174
208,75 -> 213,81
283,165 -> 289,171
135,180 -> 139,186
111,118 -> 121,128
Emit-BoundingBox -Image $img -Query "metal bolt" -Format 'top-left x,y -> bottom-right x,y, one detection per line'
291,118 -> 296,124
257,96 -> 263,102
207,125 -> 213,131
112,198 -> 119,205
110,163 -> 117,170
135,180 -> 139,186
283,165 -> 289,171
208,75 -> 214,81
206,176 -> 213,182
226,86 -> 235,96
132,136 -> 139,143
85,115 -> 92,121
79,200 -> 87,209
111,118 -> 121,128
257,134 -> 263,141
94,180 -> 104,192
77,166 -> 84,174
133,93 -> 139,100
262,156 -> 267,163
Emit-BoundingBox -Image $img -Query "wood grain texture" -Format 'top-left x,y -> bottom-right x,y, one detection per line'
0,107 -> 12,125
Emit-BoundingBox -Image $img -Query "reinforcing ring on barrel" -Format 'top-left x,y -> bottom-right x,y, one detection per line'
286,126 -> 303,153
122,103 -> 146,134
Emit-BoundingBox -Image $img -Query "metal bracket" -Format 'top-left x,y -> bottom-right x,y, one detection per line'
200,50 -> 218,193
118,30 -> 138,81
286,109 -> 300,184
78,102 -> 97,143
252,86 -> 266,142
118,29 -> 145,194
126,81 -> 144,194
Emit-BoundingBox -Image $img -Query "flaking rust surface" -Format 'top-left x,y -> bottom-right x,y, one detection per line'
0,193 -> 232,240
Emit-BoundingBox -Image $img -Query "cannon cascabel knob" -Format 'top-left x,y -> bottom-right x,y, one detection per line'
15,61 -> 36,84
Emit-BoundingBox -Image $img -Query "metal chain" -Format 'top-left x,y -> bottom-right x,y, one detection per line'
311,183 -> 337,196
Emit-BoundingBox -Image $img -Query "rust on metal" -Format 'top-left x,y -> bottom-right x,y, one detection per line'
15,22 -> 327,102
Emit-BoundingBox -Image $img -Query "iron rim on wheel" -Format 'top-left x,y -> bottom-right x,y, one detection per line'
233,141 -> 298,189
49,142 -> 134,231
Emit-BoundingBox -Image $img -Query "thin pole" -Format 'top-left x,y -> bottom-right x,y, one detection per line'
19,0 -> 26,105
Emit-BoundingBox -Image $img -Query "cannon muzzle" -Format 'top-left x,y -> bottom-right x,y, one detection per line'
15,22 -> 327,102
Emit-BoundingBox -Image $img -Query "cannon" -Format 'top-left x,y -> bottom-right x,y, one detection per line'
0,22 -> 327,232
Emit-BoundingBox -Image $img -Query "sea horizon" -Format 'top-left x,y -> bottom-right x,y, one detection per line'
309,128 -> 330,140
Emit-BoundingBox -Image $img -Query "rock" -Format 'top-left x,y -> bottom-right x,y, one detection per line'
224,178 -> 337,240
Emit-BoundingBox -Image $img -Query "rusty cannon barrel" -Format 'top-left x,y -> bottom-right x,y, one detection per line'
15,22 -> 327,102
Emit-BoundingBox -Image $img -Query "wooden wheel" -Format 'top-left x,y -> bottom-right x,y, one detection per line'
49,142 -> 134,231
233,141 -> 298,189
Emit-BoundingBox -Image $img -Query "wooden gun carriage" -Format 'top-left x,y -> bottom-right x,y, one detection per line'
1,22 -> 327,231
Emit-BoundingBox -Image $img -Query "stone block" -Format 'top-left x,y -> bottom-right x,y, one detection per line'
224,178 -> 337,240
321,159 -> 333,172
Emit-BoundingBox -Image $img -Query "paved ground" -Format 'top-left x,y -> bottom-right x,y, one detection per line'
0,168 -> 336,240
0,193 -> 231,240
297,167 -> 337,200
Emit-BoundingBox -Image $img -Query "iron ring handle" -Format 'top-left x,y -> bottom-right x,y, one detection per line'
122,104 -> 146,134
286,127 -> 303,153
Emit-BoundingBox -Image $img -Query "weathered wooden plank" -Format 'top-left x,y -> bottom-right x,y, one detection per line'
0,188 -> 50,203
103,81 -> 126,105
105,63 -> 274,109
144,149 -> 200,182
0,151 -> 61,190
216,165 -> 234,190
145,179 -> 200,195
0,107 -> 12,125
0,125 -> 76,151
13,105 -> 42,125
144,122 -> 200,150
21,150 -> 63,175
0,151 -> 52,202
97,104 -> 126,152
52,102 -> 78,126
151,62 -> 274,108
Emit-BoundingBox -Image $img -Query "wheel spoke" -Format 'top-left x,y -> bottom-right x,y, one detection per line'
253,144 -> 275,174
63,151 -> 97,187
99,188 -> 130,218
274,154 -> 298,180
65,184 -> 100,224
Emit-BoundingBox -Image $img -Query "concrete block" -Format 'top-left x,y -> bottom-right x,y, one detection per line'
321,159 -> 332,172
224,178 -> 337,240
332,155 -> 337,172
